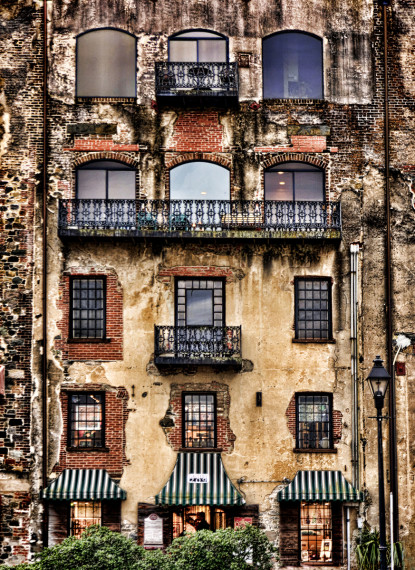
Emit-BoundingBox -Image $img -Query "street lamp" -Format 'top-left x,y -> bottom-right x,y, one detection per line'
367,355 -> 391,570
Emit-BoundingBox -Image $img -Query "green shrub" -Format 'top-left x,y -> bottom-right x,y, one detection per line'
13,523 -> 277,570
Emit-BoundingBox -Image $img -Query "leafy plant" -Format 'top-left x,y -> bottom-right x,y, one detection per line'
355,527 -> 404,569
13,524 -> 277,570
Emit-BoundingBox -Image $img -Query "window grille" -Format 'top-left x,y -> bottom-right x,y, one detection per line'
70,501 -> 102,537
295,278 -> 332,340
300,502 -> 332,563
71,278 -> 105,339
296,394 -> 332,449
69,393 -> 104,448
183,393 -> 216,448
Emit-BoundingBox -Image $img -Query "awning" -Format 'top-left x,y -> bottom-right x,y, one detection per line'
41,469 -> 127,501
155,452 -> 245,506
277,470 -> 362,502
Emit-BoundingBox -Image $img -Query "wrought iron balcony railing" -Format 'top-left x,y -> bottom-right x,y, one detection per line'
154,325 -> 242,368
155,62 -> 238,101
58,199 -> 341,239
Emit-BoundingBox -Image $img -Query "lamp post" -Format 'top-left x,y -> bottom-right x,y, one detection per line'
366,355 -> 391,570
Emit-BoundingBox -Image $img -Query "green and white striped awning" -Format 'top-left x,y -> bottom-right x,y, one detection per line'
42,469 -> 127,501
277,470 -> 362,502
155,453 -> 245,506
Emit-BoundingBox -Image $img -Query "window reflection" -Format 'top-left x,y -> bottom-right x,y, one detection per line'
70,501 -> 101,537
263,32 -> 323,99
301,502 -> 332,562
265,162 -> 324,202
169,31 -> 227,63
170,162 -> 230,201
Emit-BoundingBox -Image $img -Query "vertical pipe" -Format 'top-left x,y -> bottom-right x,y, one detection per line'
346,507 -> 351,570
350,244 -> 360,488
390,492 -> 394,570
42,0 -> 48,548
377,403 -> 388,570
382,0 -> 398,540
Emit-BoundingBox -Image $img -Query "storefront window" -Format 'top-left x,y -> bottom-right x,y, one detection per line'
70,501 -> 101,537
300,502 -> 332,563
172,506 -> 226,538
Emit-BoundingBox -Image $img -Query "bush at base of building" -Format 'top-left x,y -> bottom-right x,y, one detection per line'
13,524 -> 278,570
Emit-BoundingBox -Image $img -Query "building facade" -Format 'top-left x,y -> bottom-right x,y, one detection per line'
1,0 -> 415,567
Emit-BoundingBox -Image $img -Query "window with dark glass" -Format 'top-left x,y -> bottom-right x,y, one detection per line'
263,32 -> 323,99
70,501 -> 101,537
70,278 -> 105,339
169,30 -> 227,62
170,162 -> 230,201
76,29 -> 136,97
176,279 -> 224,326
183,393 -> 216,448
265,162 -> 324,202
77,161 -> 136,200
295,278 -> 332,340
69,393 -> 104,448
296,394 -> 332,449
300,502 -> 332,563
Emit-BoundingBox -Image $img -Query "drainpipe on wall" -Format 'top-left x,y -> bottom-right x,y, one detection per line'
381,0 -> 398,541
42,0 -> 48,548
350,243 -> 360,490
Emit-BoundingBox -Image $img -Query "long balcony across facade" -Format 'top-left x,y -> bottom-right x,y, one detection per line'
154,325 -> 242,368
155,62 -> 238,105
58,199 -> 341,240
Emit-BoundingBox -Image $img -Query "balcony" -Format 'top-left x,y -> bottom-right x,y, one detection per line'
155,62 -> 238,107
154,326 -> 242,369
58,199 -> 342,240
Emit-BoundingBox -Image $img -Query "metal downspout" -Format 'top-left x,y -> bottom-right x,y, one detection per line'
350,244 -> 360,489
42,0 -> 48,548
382,0 -> 398,540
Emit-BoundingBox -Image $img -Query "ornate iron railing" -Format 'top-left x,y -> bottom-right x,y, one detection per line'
59,199 -> 341,235
154,326 -> 242,365
155,62 -> 238,97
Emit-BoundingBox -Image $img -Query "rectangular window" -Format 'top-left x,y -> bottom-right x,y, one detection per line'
295,277 -> 332,340
172,506 -> 226,538
296,394 -> 332,449
70,501 -> 101,537
176,279 -> 224,327
70,277 -> 105,339
300,502 -> 332,563
69,393 -> 104,448
183,393 -> 216,448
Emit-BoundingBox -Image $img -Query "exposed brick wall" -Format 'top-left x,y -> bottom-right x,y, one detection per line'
64,140 -> 141,152
160,382 -> 236,453
166,112 -> 224,152
157,265 -> 244,283
254,135 -> 327,153
54,385 -> 129,479
285,393 -> 342,447
55,269 -> 123,362
0,492 -> 31,564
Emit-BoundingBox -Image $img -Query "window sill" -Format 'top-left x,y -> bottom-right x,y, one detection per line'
66,446 -> 110,452
67,338 -> 111,344
292,338 -> 336,344
179,448 -> 223,453
293,448 -> 337,454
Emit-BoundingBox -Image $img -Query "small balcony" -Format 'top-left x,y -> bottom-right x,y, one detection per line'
155,62 -> 238,107
58,199 -> 342,240
154,326 -> 242,369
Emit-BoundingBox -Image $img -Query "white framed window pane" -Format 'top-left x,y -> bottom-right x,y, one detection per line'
77,30 -> 136,97
169,40 -> 197,62
77,170 -> 106,199
199,40 -> 226,62
108,171 -> 136,199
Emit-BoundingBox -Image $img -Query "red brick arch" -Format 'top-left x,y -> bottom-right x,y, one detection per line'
261,153 -> 330,201
164,153 -> 235,200
73,152 -> 140,169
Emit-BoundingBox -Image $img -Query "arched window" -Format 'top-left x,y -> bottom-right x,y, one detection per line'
265,162 -> 324,201
169,30 -> 228,63
76,29 -> 136,97
77,161 -> 136,199
170,162 -> 230,201
263,32 -> 323,99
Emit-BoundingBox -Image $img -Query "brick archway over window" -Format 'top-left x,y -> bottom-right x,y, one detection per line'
261,153 -> 329,201
73,152 -> 140,169
164,154 -> 234,200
